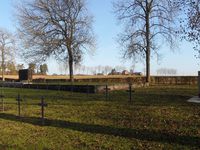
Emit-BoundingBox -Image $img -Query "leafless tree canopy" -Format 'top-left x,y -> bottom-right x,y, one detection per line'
179,0 -> 200,57
0,28 -> 15,81
17,0 -> 95,81
114,0 -> 178,83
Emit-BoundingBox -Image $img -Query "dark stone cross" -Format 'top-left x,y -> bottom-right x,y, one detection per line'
126,84 -> 135,103
38,96 -> 48,125
104,85 -> 111,100
16,93 -> 22,117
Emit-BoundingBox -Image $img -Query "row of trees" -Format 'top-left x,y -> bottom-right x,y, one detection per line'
157,68 -> 177,76
0,61 -> 48,81
0,29 -> 45,80
0,0 -> 199,83
28,63 -> 48,75
59,64 -> 130,75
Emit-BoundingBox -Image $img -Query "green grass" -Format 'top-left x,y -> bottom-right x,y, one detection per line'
0,85 -> 199,150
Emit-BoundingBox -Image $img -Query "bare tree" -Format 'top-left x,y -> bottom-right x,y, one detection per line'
178,0 -> 200,58
16,64 -> 24,71
74,63 -> 82,74
40,63 -> 48,75
81,65 -> 86,74
6,62 -> 17,75
115,65 -> 126,72
114,0 -> 178,84
28,63 -> 36,74
59,62 -> 69,75
0,28 -> 15,81
16,0 -> 95,82
104,65 -> 112,75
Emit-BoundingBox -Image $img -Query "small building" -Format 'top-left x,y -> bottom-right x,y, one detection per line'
108,69 -> 122,75
122,70 -> 129,75
97,73 -> 104,76
132,72 -> 143,76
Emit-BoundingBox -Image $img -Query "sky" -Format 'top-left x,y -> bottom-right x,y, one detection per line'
0,0 -> 199,75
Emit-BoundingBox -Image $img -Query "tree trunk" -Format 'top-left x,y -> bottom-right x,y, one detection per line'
68,55 -> 74,83
145,3 -> 151,85
146,49 -> 150,85
2,66 -> 4,81
1,48 -> 5,82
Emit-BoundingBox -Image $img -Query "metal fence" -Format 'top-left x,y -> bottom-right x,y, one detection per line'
0,83 -> 136,125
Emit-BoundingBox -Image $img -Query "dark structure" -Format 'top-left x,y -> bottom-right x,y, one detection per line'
0,82 -> 96,93
19,69 -> 32,82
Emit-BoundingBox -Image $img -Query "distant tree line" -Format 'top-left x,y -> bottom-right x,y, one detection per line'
58,64 -> 137,75
28,63 -> 48,75
0,62 -> 48,76
157,68 -> 177,76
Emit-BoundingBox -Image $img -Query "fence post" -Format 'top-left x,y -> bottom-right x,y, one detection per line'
129,84 -> 132,103
16,93 -> 22,117
1,95 -> 4,112
127,83 -> 134,103
104,84 -> 110,100
38,96 -> 48,125
1,82 -> 4,112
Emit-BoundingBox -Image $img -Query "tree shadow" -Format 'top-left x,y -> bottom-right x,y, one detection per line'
0,113 -> 199,148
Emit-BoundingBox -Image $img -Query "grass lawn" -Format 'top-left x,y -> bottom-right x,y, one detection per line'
0,85 -> 199,150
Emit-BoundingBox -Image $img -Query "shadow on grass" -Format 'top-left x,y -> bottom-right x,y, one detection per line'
109,92 -> 192,106
131,94 -> 192,106
0,113 -> 199,148
0,144 -> 18,149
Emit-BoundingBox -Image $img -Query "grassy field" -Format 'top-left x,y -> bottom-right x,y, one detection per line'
0,85 -> 199,150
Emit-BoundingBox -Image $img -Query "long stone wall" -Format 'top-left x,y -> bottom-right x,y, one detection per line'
32,76 -> 197,85
151,76 -> 197,85
30,76 -> 197,85
4,76 -> 197,85
0,76 -> 197,94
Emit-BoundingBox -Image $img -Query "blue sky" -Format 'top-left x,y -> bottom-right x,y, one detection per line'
0,0 -> 199,75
